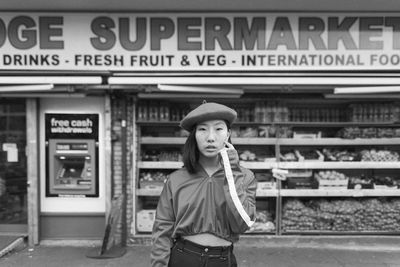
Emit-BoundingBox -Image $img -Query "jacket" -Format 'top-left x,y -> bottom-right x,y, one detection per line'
150,149 -> 257,267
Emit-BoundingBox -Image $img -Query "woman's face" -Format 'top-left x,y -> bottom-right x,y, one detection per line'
195,119 -> 230,158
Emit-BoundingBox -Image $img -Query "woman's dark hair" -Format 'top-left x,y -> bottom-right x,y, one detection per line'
182,129 -> 199,174
182,120 -> 232,174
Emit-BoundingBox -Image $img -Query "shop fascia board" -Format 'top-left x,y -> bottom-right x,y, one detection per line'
157,84 -> 244,95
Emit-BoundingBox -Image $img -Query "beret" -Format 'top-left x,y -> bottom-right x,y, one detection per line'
180,102 -> 237,131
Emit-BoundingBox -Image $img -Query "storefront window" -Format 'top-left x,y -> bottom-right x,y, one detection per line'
0,99 -> 27,225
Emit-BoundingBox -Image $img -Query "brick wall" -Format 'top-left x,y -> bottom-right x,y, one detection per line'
111,95 -> 135,245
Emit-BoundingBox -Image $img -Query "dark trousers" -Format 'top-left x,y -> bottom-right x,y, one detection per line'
168,238 -> 237,267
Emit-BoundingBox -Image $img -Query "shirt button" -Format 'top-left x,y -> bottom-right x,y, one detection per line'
204,248 -> 208,252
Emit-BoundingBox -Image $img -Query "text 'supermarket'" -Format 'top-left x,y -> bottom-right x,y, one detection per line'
2,15 -> 400,51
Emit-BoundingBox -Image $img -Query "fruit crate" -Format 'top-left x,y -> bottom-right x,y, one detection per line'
294,150 -> 324,162
316,177 -> 349,189
348,180 -> 374,189
286,170 -> 313,178
139,180 -> 165,190
287,176 -> 318,189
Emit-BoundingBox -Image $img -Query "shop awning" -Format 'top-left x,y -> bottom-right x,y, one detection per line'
107,75 -> 400,99
3,75 -> 400,98
0,76 -> 103,97
0,76 -> 102,85
108,76 -> 400,86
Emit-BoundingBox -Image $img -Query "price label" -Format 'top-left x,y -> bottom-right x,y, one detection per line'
272,168 -> 288,181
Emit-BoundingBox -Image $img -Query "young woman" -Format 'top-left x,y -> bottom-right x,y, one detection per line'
151,102 -> 257,267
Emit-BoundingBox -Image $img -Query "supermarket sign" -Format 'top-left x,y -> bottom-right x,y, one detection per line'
1,13 -> 400,71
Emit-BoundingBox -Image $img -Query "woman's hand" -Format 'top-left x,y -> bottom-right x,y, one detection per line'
222,141 -> 239,164
224,141 -> 235,150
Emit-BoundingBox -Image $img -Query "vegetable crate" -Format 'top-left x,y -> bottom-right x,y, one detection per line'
316,178 -> 349,189
139,181 -> 165,190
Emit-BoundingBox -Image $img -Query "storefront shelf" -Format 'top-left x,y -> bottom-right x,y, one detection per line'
140,137 -> 186,144
140,137 -> 277,145
140,137 -> 400,146
138,161 -> 184,169
277,121 -> 399,127
233,138 -> 277,145
137,188 -> 279,197
136,188 -> 400,197
138,161 -> 278,169
278,138 -> 400,146
240,161 -> 277,169
138,161 -> 400,170
280,189 -> 400,197
278,161 -> 400,169
137,121 -> 400,128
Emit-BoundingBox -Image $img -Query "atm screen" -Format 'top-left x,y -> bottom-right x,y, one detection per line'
60,161 -> 84,178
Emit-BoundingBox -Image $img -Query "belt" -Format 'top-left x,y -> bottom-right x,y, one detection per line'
174,238 -> 233,257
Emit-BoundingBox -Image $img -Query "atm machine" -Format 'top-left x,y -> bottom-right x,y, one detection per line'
42,110 -> 103,240
47,139 -> 98,197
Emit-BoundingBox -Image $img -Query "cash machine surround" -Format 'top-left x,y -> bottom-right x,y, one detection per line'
48,139 -> 98,197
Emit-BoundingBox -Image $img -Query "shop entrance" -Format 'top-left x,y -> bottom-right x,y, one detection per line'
0,99 -> 27,233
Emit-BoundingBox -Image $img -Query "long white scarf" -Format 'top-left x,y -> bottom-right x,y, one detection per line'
220,148 -> 255,228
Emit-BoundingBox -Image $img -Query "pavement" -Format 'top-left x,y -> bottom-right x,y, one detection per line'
1,236 -> 400,267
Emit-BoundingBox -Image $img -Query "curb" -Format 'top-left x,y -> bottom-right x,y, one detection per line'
39,239 -> 103,247
0,237 -> 26,258
39,236 -> 400,252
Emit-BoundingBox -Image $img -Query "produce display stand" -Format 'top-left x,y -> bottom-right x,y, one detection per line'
131,97 -> 400,241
